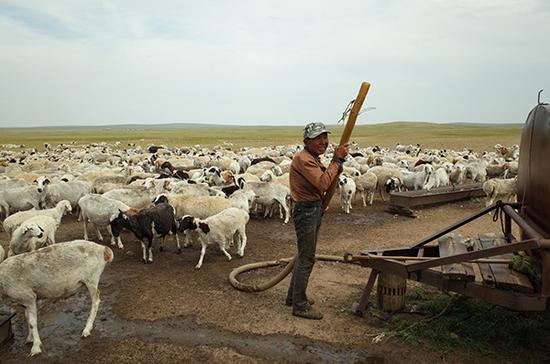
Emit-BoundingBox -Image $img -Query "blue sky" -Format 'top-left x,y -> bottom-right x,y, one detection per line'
0,1 -> 548,127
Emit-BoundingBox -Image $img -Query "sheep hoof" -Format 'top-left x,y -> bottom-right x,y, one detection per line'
30,346 -> 42,356
81,329 -> 91,338
159,246 -> 164,252
177,249 -> 182,254
194,264 -> 201,269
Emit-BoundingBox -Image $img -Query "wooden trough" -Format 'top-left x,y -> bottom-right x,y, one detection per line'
389,183 -> 485,217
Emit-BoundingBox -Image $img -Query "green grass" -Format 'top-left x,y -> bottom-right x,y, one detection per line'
386,286 -> 550,362
0,122 -> 523,152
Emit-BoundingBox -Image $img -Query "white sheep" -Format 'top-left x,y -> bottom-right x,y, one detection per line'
179,207 -> 249,269
353,171 -> 378,206
0,176 -> 50,218
338,175 -> 356,214
78,194 -> 132,248
401,164 -> 434,191
2,200 -> 72,238
0,244 -> 4,262
424,164 -> 450,190
0,240 -> 113,356
482,177 -> 518,207
242,180 -> 290,223
7,222 -> 44,256
44,180 -> 93,213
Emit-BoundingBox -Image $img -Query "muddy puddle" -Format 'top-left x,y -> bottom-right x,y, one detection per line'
1,286 -> 385,364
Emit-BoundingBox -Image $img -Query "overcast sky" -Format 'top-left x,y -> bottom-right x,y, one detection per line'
0,1 -> 548,127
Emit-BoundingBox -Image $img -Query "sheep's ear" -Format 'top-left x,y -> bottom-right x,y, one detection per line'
44,178 -> 50,185
198,222 -> 210,234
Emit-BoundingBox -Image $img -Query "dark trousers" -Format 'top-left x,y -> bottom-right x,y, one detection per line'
286,200 -> 323,310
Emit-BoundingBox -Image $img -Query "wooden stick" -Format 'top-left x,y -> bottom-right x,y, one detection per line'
323,82 -> 371,210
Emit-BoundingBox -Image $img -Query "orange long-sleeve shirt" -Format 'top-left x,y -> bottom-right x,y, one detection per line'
289,148 -> 341,202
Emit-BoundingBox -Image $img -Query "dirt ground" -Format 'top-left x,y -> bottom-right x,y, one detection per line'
0,195 -> 515,363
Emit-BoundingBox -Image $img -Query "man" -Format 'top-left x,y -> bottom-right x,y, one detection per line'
286,121 -> 349,319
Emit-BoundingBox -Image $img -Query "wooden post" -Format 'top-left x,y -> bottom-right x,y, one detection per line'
323,82 -> 371,210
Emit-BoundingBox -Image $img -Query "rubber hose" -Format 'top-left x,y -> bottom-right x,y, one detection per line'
229,254 -> 345,292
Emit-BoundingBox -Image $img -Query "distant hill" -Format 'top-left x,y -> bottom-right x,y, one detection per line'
0,121 -> 522,129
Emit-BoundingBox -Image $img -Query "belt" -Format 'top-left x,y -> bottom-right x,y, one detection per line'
294,200 -> 322,207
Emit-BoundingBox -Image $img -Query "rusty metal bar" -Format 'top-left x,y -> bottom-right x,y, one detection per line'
502,204 -> 544,240
406,239 -> 539,272
411,203 -> 498,249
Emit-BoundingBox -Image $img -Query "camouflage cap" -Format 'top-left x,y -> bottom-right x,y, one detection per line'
303,122 -> 330,139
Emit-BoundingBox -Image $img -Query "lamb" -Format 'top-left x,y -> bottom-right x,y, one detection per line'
8,215 -> 59,256
0,240 -> 113,356
482,177 -> 518,207
353,171 -> 378,206
178,207 -> 249,269
2,200 -> 72,238
78,194 -> 132,248
110,202 -> 180,263
0,176 -> 50,218
338,175 -> 356,214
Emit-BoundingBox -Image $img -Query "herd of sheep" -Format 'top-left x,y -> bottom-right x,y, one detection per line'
0,140 -> 520,356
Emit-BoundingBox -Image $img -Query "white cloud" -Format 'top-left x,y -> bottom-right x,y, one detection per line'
0,0 -> 549,127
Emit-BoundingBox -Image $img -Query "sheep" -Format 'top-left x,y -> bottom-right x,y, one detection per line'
242,180 -> 290,223
465,159 -> 488,182
153,193 -> 233,247
0,244 -> 4,262
353,171 -> 378,206
482,177 -> 518,207
401,164 -> 434,191
424,164 -> 450,190
0,240 -> 113,356
368,166 -> 405,201
178,207 -> 249,269
78,194 -> 132,248
102,187 -> 156,209
228,189 -> 257,212
338,175 -> 356,214
449,163 -> 466,187
45,181 -> 93,212
0,176 -> 50,218
110,202 -> 180,263
2,199 -> 72,238
6,222 -> 44,257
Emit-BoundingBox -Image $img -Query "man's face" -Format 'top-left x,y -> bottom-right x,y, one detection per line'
304,133 -> 329,156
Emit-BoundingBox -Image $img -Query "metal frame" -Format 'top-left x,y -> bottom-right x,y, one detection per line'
352,201 -> 550,316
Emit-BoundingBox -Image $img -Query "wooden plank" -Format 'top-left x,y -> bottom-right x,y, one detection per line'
478,234 -> 534,293
474,238 -> 496,287
438,235 -> 475,281
406,239 -> 539,272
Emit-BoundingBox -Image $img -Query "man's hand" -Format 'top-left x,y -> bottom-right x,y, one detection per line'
333,143 -> 349,161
